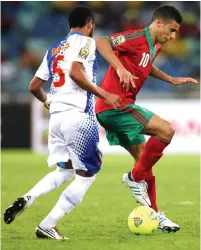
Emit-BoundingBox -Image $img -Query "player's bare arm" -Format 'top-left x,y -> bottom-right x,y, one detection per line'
96,37 -> 137,91
150,63 -> 199,85
69,61 -> 121,109
29,76 -> 51,109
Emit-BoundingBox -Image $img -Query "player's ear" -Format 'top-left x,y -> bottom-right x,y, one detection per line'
156,19 -> 163,27
88,20 -> 93,29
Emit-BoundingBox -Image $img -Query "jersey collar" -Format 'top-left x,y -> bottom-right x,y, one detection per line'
144,27 -> 156,58
67,31 -> 85,37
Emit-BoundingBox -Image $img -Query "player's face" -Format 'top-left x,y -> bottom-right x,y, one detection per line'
88,20 -> 95,38
156,20 -> 180,44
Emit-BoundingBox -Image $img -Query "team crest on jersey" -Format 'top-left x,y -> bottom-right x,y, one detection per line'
78,38 -> 92,60
78,47 -> 89,59
111,35 -> 125,46
134,217 -> 143,227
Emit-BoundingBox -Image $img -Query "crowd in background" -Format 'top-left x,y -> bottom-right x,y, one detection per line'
1,1 -> 200,98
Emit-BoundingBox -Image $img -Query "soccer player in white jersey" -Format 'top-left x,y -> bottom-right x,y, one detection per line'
4,6 -> 121,240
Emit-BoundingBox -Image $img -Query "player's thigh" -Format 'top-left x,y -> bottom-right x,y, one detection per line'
97,104 -> 153,148
48,113 -> 66,148
142,114 -> 175,140
48,112 -> 74,166
69,113 -> 102,176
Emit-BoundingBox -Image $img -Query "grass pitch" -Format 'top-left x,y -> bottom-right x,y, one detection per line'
1,150 -> 200,250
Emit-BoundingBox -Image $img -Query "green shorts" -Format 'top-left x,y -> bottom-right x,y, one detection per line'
96,104 -> 154,148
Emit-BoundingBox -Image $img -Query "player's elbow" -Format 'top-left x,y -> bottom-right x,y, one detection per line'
29,77 -> 43,93
29,80 -> 37,94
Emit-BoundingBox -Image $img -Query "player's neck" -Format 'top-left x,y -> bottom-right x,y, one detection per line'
148,25 -> 157,45
70,28 -> 87,36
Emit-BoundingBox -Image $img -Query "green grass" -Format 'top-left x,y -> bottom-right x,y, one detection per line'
1,150 -> 200,250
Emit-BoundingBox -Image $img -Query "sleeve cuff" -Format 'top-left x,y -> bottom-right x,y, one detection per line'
72,58 -> 86,65
35,73 -> 49,81
104,36 -> 113,46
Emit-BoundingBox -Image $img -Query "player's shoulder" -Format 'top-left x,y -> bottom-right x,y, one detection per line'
123,28 -> 145,36
81,36 -> 95,48
69,34 -> 95,45
122,28 -> 146,43
47,36 -> 68,58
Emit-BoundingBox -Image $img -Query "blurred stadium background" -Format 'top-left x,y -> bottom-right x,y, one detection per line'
1,2 -> 200,250
1,1 -> 200,152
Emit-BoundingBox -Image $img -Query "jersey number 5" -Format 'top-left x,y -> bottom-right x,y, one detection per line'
139,53 -> 150,67
52,54 -> 65,87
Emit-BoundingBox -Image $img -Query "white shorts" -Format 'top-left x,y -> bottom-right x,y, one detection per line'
47,109 -> 102,175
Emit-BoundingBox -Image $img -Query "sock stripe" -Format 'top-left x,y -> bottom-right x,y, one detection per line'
154,135 -> 170,144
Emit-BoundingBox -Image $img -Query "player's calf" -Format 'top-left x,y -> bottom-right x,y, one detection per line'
160,122 -> 175,141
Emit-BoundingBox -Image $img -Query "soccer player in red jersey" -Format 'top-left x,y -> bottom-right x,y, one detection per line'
95,5 -> 199,232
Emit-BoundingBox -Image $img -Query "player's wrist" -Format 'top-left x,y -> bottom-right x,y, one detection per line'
169,76 -> 174,84
43,94 -> 52,105
99,90 -> 108,100
116,65 -> 125,71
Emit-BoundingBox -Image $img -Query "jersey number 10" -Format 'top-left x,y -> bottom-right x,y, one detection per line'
53,55 -> 65,87
139,53 -> 150,67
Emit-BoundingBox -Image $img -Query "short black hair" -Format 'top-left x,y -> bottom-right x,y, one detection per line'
68,6 -> 94,28
152,5 -> 182,24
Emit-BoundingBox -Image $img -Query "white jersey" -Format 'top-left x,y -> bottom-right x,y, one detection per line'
35,32 -> 98,114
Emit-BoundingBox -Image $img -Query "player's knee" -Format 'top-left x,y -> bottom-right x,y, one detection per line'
73,175 -> 96,204
160,122 -> 175,141
61,175 -> 96,208
56,167 -> 75,183
165,122 -> 175,140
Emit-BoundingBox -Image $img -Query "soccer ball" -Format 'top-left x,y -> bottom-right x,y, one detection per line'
128,206 -> 159,235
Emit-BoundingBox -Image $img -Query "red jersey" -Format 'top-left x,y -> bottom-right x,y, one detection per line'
95,27 -> 161,114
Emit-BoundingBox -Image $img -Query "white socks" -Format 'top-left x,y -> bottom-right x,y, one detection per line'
39,174 -> 96,229
24,167 -> 75,207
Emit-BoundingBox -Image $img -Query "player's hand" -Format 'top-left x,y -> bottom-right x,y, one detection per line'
103,93 -> 122,109
43,94 -> 52,110
171,77 -> 199,85
116,68 -> 138,91
44,103 -> 50,110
